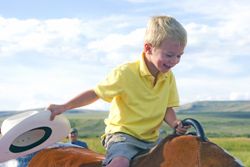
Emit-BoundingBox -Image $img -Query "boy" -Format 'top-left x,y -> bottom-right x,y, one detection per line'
48,15 -> 189,167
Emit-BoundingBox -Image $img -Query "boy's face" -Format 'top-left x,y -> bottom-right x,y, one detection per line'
144,39 -> 185,76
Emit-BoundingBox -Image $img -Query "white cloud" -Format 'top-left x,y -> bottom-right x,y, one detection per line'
86,28 -> 144,66
87,28 -> 144,53
177,76 -> 250,104
229,92 -> 250,101
0,15 -> 144,60
0,17 -> 84,57
182,3 -> 250,75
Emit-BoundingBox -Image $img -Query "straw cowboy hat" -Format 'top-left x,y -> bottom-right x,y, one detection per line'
0,109 -> 71,162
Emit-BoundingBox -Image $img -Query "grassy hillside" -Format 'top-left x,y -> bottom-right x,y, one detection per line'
1,110 -> 248,138
65,111 -> 108,137
63,110 -> 250,138
177,100 -> 250,113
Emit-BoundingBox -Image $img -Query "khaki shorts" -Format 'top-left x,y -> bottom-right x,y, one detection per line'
102,132 -> 157,166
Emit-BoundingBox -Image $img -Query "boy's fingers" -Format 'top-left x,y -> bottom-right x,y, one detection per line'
176,126 -> 190,135
176,128 -> 184,134
177,129 -> 186,134
183,125 -> 190,129
50,114 -> 55,121
47,106 -> 55,121
176,130 -> 185,135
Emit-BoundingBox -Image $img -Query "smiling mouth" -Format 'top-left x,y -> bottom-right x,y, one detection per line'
164,64 -> 171,69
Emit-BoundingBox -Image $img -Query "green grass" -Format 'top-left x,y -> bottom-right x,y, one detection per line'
83,137 -> 106,154
211,138 -> 250,166
1,111 -> 250,138
62,111 -> 250,138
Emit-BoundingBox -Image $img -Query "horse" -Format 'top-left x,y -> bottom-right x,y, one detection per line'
28,118 -> 244,167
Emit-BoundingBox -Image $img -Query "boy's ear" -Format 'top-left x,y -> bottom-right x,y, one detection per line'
144,43 -> 152,54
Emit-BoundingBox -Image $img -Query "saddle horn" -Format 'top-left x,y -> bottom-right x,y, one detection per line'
175,118 -> 208,142
182,118 -> 208,142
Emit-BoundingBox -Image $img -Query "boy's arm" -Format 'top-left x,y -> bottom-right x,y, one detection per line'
164,107 -> 189,135
48,89 -> 99,120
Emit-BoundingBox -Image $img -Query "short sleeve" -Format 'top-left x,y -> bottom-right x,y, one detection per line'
167,73 -> 180,107
94,67 -> 123,102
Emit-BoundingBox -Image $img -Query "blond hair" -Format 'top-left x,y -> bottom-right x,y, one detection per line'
144,16 -> 187,47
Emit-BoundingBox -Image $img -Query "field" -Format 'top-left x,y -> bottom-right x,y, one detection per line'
211,138 -> 250,166
63,111 -> 250,138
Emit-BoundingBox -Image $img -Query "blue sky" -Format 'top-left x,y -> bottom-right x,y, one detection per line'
0,0 -> 250,111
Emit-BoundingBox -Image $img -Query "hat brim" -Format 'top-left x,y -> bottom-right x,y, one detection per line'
0,110 -> 70,162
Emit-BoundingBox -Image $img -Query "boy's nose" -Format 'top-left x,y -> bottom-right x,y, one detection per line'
170,57 -> 179,65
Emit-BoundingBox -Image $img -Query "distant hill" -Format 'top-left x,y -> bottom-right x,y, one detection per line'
0,111 -> 16,118
66,101 -> 250,113
0,107 -> 46,118
1,100 -> 250,118
177,100 -> 250,113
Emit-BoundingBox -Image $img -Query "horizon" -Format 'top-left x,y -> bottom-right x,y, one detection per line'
0,99 -> 249,113
1,0 -> 250,111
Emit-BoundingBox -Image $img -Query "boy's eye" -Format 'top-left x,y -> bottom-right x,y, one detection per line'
165,53 -> 182,58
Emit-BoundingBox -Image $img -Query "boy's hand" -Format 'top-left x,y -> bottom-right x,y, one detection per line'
47,104 -> 67,121
175,120 -> 190,135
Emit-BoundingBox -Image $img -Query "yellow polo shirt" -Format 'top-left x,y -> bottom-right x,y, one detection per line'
94,53 -> 179,141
